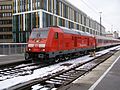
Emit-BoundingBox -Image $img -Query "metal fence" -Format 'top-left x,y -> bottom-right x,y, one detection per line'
0,43 -> 27,55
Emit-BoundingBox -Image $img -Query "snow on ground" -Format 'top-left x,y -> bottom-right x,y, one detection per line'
0,55 -> 7,57
0,46 -> 120,89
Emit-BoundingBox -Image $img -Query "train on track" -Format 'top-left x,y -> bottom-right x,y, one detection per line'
25,26 -> 120,62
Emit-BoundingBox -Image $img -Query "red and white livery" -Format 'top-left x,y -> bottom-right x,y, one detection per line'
25,26 -> 120,62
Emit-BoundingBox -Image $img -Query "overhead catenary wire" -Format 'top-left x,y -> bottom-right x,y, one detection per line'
80,0 -> 99,15
80,0 -> 120,32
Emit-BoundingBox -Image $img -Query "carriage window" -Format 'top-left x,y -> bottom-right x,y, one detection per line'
55,32 -> 58,39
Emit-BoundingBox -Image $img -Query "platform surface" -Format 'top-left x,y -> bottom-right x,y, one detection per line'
0,54 -> 24,65
59,50 -> 120,90
92,55 -> 120,90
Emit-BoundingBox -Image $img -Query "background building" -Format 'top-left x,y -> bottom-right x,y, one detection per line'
13,0 -> 105,43
0,0 -> 13,43
113,31 -> 119,38
105,31 -> 119,38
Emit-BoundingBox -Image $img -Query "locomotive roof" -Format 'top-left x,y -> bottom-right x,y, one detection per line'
60,27 -> 79,35
95,35 -> 120,41
72,29 -> 94,37
32,28 -> 49,31
59,26 -> 93,37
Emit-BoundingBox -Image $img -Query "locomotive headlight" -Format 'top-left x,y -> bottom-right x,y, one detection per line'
42,49 -> 45,51
28,44 -> 34,47
28,48 -> 31,51
39,44 -> 45,48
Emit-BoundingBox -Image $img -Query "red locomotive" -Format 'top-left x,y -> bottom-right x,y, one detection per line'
25,26 -> 120,62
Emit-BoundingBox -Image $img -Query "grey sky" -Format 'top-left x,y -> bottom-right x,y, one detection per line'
67,0 -> 120,33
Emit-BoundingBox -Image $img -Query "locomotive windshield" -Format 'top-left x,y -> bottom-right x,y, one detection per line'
30,29 -> 49,39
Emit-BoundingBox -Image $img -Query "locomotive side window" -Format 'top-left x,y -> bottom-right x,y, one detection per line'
55,32 -> 58,39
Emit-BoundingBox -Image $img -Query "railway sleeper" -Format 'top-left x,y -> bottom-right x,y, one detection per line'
49,79 -> 63,83
54,77 -> 67,80
59,75 -> 70,78
75,68 -> 89,71
54,77 -> 72,82
31,85 -> 44,90
44,81 -> 63,88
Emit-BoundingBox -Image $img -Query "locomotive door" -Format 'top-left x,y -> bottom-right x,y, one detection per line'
87,38 -> 89,46
74,37 -> 77,47
54,32 -> 63,50
58,33 -> 64,50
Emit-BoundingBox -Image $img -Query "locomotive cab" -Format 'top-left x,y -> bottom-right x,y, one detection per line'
25,28 -> 49,60
25,27 -> 64,61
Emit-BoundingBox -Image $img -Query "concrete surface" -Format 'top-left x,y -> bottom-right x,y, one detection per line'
0,54 -> 25,65
94,55 -> 120,90
58,50 -> 120,90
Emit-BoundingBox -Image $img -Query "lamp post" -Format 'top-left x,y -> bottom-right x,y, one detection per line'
99,12 -> 102,36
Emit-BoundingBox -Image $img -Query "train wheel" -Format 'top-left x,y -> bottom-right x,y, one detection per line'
48,58 -> 55,64
64,56 -> 69,60
25,53 -> 31,61
55,57 -> 60,63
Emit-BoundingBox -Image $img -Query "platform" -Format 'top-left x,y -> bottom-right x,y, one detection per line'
59,50 -> 120,90
0,54 -> 24,66
91,55 -> 120,90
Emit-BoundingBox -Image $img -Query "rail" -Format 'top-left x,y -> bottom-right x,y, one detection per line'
8,50 -> 118,90
0,43 -> 27,55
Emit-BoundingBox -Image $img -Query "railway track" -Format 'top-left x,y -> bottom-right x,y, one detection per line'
0,62 -> 48,81
0,46 -> 118,82
0,60 -> 31,68
7,49 -> 118,90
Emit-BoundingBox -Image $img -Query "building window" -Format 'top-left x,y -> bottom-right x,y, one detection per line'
86,28 -> 89,32
82,26 -> 85,32
0,6 -> 2,10
56,0 -> 59,15
36,0 -> 40,9
41,0 -> 47,10
32,13 -> 36,28
90,29 -> 92,34
0,35 -> 3,39
43,12 -> 46,27
13,0 -> 16,13
50,14 -> 53,26
63,4 -> 67,18
0,20 -> 12,24
48,0 -> 52,12
59,2 -> 62,16
0,13 -> 2,17
43,12 -> 53,27
76,24 -> 79,30
70,22 -> 74,28
25,13 -> 31,32
65,20 -> 68,28
74,11 -> 76,22
81,14 -> 83,24
84,16 -> 86,26
59,18 -> 62,26
28,0 -> 31,11
32,0 -> 36,10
